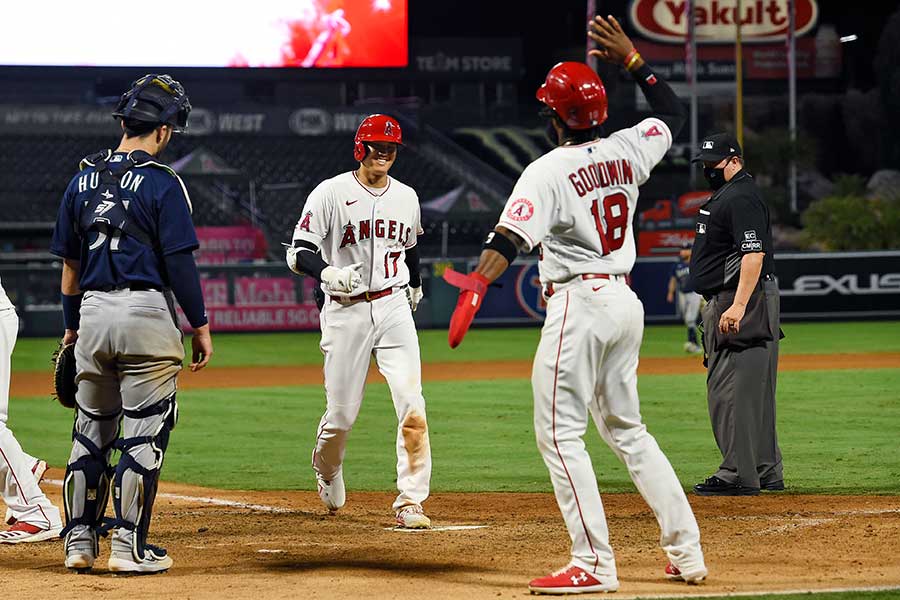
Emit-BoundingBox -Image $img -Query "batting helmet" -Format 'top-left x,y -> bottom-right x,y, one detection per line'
353,114 -> 403,162
536,62 -> 608,130
112,74 -> 192,132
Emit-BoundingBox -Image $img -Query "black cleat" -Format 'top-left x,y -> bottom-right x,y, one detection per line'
693,475 -> 760,496
761,479 -> 785,491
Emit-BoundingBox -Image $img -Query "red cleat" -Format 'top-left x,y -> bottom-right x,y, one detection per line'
665,562 -> 708,584
528,564 -> 619,595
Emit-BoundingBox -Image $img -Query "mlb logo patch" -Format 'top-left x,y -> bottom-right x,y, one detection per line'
702,141 -> 714,149
697,222 -> 706,234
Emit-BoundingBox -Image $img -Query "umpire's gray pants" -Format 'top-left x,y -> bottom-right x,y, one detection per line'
701,280 -> 783,489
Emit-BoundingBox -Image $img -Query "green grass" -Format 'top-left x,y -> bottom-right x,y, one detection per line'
8,368 -> 900,494
11,320 -> 900,371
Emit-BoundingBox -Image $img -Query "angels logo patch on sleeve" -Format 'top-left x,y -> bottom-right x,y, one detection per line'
298,211 -> 312,232
642,125 -> 663,139
506,198 -> 534,222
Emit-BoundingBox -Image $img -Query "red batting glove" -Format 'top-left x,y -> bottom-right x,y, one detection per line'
443,269 -> 490,348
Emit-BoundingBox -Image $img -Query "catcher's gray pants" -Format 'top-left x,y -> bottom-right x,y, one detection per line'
67,290 -> 183,532
701,280 -> 783,489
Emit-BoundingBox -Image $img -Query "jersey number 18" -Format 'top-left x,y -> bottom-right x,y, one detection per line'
589,192 -> 629,255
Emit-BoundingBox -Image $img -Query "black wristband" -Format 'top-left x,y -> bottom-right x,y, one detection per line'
62,293 -> 83,331
483,230 -> 519,264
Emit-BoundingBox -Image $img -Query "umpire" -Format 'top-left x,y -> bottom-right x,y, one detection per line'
50,74 -> 212,573
688,132 -> 784,496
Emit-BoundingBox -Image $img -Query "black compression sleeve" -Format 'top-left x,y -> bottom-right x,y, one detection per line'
293,240 -> 328,282
405,245 -> 421,287
631,63 -> 686,138
163,250 -> 208,328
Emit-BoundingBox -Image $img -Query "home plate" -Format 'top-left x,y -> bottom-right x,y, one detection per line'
384,525 -> 488,532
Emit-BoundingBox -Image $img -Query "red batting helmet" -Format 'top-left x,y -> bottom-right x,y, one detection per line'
353,114 -> 403,162
536,62 -> 608,130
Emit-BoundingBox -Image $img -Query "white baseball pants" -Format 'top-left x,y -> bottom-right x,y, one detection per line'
532,277 -> 704,577
0,308 -> 62,529
312,289 -> 430,511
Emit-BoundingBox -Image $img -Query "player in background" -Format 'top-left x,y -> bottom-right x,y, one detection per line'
667,241 -> 703,353
50,74 -> 212,573
286,114 -> 431,529
0,277 -> 62,544
442,16 -> 706,594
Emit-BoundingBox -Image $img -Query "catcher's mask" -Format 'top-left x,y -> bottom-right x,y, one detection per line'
112,74 -> 192,133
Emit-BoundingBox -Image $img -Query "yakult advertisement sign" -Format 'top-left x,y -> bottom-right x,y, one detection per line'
630,0 -> 819,43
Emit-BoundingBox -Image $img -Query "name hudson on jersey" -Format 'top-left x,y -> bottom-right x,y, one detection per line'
567,158 -> 635,197
340,219 -> 414,249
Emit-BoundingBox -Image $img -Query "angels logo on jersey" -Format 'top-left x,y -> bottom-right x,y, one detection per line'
642,125 -> 663,139
507,198 -> 534,222
297,211 -> 312,232
339,221 -> 357,248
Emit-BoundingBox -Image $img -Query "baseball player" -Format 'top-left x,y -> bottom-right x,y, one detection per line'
0,277 -> 63,544
286,114 -> 431,529
667,242 -> 703,353
443,16 -> 706,594
50,74 -> 213,573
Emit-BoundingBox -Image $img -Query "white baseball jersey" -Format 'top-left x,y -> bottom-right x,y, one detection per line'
0,277 -> 12,310
497,118 -> 671,284
292,171 -> 423,295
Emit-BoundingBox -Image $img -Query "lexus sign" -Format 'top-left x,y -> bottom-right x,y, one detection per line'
630,0 -> 819,44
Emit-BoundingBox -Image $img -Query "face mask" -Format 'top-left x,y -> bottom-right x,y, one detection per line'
703,165 -> 726,190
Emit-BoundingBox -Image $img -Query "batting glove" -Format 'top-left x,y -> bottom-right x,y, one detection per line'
322,262 -> 364,294
407,286 -> 424,312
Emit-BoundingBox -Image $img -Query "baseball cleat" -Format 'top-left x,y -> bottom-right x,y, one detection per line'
693,475 -> 760,496
395,505 -> 431,529
65,526 -> 99,572
683,342 -> 702,354
528,564 -> 619,594
0,521 -> 62,544
108,544 -> 173,574
316,471 -> 346,512
665,562 -> 708,584
761,479 -> 785,491
5,459 -> 49,525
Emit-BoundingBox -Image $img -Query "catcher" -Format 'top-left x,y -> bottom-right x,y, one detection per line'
49,74 -> 212,574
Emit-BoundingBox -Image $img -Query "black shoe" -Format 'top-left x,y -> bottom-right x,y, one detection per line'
761,479 -> 785,491
693,475 -> 760,496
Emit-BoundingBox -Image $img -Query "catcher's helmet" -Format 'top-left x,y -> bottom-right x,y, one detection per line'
112,74 -> 192,132
354,114 -> 403,162
536,62 -> 608,130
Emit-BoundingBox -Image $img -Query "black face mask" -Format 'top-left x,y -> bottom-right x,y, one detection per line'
703,165 -> 726,190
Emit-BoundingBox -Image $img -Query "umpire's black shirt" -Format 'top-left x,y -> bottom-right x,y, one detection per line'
689,171 -> 776,297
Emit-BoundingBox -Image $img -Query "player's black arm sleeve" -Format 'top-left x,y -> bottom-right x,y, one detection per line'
292,240 -> 329,282
163,250 -> 208,328
630,62 -> 686,138
404,245 -> 421,287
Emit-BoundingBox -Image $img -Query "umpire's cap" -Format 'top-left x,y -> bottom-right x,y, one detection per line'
691,132 -> 742,163
112,74 -> 192,132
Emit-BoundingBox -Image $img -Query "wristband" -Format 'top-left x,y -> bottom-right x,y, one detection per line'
62,293 -> 83,331
624,49 -> 642,71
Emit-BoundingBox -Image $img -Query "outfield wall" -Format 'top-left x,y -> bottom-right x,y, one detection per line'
3,250 -> 898,336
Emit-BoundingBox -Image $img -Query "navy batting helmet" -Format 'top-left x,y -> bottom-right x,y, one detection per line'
112,74 -> 192,132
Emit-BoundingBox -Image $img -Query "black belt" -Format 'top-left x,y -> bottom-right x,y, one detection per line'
95,283 -> 161,292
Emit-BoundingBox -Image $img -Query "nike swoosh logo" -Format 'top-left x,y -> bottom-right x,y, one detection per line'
346,200 -> 358,206
592,286 -> 603,292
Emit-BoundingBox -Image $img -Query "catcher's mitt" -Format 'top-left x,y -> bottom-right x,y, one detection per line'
52,343 -> 77,409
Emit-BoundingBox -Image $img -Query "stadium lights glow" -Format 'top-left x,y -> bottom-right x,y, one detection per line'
840,34 -> 858,43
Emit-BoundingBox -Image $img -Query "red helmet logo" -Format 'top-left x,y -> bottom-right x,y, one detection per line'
536,62 -> 608,130
354,114 -> 403,162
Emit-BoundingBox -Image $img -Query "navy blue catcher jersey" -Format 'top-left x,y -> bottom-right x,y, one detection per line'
50,150 -> 199,291
670,259 -> 693,293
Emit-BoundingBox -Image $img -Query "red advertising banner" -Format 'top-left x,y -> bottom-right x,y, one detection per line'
180,274 -> 321,332
195,226 -> 269,265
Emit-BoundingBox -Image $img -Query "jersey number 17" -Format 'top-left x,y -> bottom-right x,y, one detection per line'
589,192 -> 629,255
